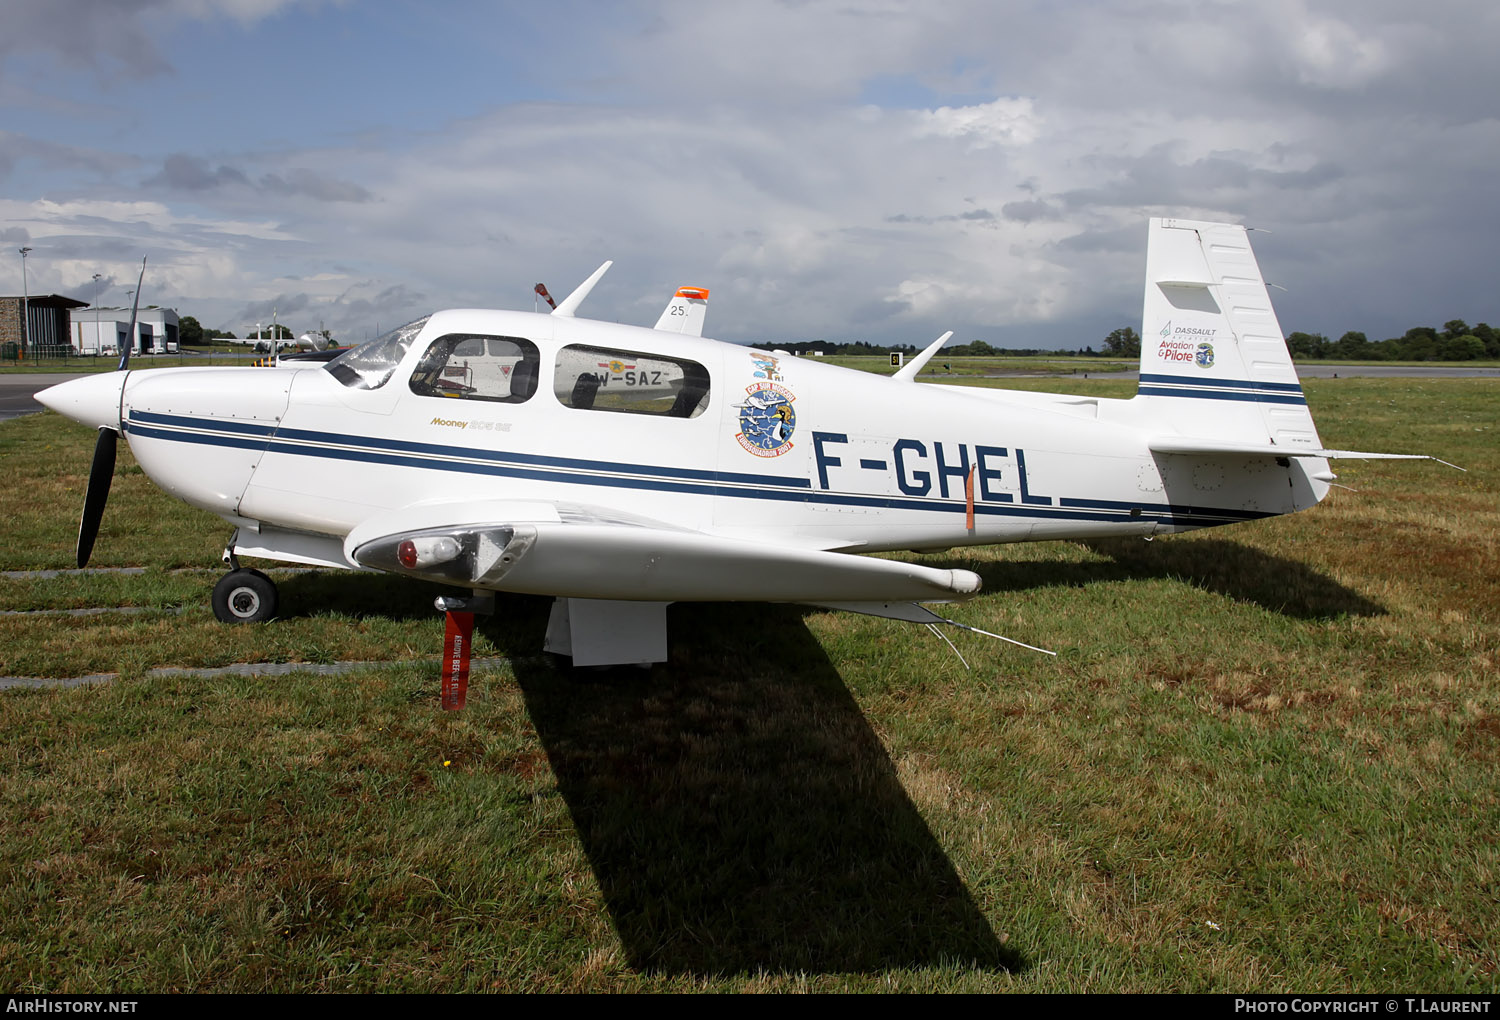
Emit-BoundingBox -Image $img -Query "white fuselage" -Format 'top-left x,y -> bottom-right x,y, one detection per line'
111,307 -> 1326,581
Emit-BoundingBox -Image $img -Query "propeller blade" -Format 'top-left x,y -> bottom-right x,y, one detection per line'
82,253 -> 141,563
77,427 -> 117,568
117,256 -> 147,372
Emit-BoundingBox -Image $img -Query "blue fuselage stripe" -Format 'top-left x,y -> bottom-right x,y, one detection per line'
124,412 -> 1276,528
127,410 -> 810,489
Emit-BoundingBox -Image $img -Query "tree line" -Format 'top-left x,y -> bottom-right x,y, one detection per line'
1284,320 -> 1496,361
177,316 -> 237,344
1098,320 -> 1496,361
179,316 -> 311,345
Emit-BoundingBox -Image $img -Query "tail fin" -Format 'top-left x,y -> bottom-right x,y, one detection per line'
654,286 -> 709,336
1134,218 -> 1324,452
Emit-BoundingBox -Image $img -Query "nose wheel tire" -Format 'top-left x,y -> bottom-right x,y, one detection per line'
212,568 -> 278,624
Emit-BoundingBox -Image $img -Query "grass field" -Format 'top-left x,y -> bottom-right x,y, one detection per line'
1,376 -> 1496,992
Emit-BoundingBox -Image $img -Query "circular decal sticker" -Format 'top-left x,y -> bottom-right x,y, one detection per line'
735,383 -> 796,457
1195,342 -> 1215,369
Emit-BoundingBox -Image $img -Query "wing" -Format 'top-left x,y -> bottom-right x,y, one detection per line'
342,499 -> 980,603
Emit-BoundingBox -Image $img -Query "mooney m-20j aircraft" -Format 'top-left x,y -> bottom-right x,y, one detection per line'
38,219 -> 1432,674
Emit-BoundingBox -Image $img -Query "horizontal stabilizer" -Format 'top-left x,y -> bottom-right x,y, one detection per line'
1149,436 -> 1458,468
1150,437 -> 1325,458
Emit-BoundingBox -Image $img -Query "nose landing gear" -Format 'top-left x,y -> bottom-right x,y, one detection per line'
208,537 -> 493,711
212,568 -> 278,624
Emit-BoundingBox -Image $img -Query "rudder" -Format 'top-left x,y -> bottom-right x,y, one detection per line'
1135,218 -> 1324,452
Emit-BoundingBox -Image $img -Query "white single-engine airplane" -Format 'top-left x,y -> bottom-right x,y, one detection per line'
38,219 -> 1437,685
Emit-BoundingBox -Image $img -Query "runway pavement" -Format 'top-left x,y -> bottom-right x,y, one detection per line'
0,373 -> 84,422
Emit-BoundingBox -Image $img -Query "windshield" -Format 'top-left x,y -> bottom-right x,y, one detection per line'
324,316 -> 431,390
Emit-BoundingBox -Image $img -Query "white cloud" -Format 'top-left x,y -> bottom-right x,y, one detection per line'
3,1 -> 1498,345
917,98 -> 1041,150
167,0 -> 328,22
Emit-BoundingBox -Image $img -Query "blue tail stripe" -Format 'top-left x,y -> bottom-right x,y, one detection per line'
1137,385 -> 1307,406
1137,373 -> 1303,393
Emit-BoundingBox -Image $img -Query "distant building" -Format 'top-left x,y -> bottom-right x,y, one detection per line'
70,306 -> 180,355
0,294 -> 88,352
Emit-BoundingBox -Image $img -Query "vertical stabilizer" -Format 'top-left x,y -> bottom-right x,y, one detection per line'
654,286 -> 709,336
1135,219 -> 1323,451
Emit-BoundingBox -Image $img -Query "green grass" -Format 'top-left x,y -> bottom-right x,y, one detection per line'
1,378 -> 1497,992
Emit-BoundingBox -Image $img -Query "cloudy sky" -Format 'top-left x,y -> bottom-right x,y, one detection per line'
2,0 -> 1496,348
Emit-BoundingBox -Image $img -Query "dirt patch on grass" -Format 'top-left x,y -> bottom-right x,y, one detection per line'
1458,716 -> 1500,762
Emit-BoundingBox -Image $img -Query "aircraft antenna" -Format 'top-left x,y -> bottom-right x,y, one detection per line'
940,616 -> 1056,656
925,623 -> 972,670
552,261 -> 612,318
893,331 -> 953,383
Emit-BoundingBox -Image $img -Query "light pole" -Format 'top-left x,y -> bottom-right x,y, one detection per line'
89,274 -> 102,355
18,247 -> 32,357
124,289 -> 136,356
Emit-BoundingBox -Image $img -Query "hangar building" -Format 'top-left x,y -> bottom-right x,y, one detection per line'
70,306 -> 180,355
0,294 -> 89,354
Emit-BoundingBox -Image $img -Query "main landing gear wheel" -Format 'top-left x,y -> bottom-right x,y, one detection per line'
212,569 -> 278,623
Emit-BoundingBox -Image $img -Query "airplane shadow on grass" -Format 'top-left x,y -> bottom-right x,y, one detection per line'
272,571 -> 467,621
270,573 -> 1021,975
269,534 -> 1376,976
951,536 -> 1387,621
482,601 -> 1025,978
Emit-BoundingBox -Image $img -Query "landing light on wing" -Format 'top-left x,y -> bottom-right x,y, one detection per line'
367,526 -> 536,588
396,536 -> 461,570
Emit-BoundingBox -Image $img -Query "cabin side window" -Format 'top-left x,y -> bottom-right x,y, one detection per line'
553,344 -> 710,418
409,334 -> 541,403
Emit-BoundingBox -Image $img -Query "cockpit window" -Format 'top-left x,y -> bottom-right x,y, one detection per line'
554,344 -> 710,418
409,334 -> 540,403
324,316 -> 431,390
